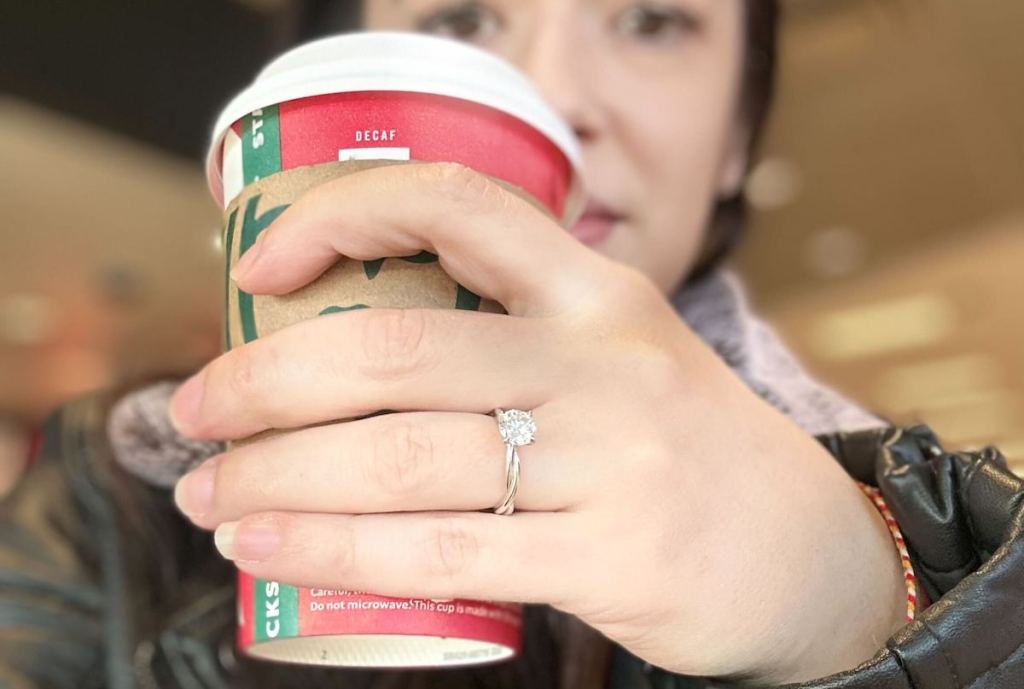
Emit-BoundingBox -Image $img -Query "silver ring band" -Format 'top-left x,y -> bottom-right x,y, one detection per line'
491,409 -> 536,516
494,444 -> 520,515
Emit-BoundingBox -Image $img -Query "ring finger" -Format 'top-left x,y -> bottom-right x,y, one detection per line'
175,406 -> 592,530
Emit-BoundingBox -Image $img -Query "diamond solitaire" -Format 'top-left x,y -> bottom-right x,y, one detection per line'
497,409 -> 537,447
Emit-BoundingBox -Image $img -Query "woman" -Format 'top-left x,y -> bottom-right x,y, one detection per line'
2,1 -> 1022,688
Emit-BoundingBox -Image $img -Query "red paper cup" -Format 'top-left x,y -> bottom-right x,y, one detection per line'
206,32 -> 583,669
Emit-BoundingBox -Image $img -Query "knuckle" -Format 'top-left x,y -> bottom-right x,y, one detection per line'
216,451 -> 276,510
427,162 -> 508,211
327,518 -> 358,575
432,161 -> 481,188
369,418 -> 438,496
604,264 -> 663,314
222,345 -> 272,399
632,344 -> 684,389
573,261 -> 665,326
425,515 -> 479,580
357,309 -> 434,380
601,336 -> 685,404
629,434 -> 678,487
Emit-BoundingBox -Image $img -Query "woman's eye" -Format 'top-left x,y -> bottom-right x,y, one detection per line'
613,4 -> 699,43
416,3 -> 502,43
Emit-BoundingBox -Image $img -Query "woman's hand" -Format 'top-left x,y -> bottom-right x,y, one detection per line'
169,162 -> 907,683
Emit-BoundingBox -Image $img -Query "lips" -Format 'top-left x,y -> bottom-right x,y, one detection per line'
570,200 -> 623,247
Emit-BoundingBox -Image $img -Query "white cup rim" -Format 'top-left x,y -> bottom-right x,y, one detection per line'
206,31 -> 584,223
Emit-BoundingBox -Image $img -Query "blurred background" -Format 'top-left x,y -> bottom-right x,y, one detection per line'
1,0 -> 1022,491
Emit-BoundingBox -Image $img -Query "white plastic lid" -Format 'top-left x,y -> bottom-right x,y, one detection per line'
206,31 -> 584,220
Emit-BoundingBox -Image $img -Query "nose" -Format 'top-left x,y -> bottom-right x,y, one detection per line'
517,11 -> 602,144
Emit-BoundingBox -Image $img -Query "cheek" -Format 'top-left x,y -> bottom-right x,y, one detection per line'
646,129 -> 723,229
614,104 -> 734,289
603,34 -> 744,249
624,68 -> 738,208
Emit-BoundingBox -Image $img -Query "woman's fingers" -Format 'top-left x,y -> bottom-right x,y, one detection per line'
231,162 -> 605,317
170,308 -> 581,440
175,409 -> 591,530
215,510 -> 588,608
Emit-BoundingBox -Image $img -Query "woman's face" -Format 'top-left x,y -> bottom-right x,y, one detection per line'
363,0 -> 749,295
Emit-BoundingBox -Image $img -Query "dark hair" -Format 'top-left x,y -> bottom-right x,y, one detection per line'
301,0 -> 781,287
688,0 -> 781,285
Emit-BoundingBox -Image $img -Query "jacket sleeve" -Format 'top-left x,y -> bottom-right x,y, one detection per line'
646,425 -> 1024,689
0,396 -> 120,689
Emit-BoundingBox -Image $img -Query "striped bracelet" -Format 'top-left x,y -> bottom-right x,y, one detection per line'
856,482 -> 920,623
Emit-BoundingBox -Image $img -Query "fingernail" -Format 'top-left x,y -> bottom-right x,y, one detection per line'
215,519 -> 282,562
174,456 -> 219,518
231,230 -> 268,282
169,370 -> 206,435
214,522 -> 237,559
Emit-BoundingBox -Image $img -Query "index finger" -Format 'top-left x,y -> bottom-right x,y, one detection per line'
230,162 -> 605,317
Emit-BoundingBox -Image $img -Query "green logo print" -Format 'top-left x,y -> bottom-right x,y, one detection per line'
237,195 -> 290,344
319,304 -> 370,315
232,203 -> 486,332
362,251 -> 440,280
360,251 -> 482,310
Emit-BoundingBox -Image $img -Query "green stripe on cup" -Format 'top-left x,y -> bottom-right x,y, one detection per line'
241,106 -> 282,185
236,104 -> 284,345
363,251 -> 440,281
222,208 -> 239,351
255,580 -> 299,642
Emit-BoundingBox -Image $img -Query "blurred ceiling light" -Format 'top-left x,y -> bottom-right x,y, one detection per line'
0,294 -> 59,346
871,354 -> 1006,412
810,293 -> 957,361
745,158 -> 804,210
212,227 -> 224,254
804,226 -> 868,279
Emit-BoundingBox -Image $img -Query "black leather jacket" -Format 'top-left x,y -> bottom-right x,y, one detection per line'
1,388 -> 1022,689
